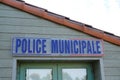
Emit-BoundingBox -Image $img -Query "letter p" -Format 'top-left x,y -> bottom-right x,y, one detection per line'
15,39 -> 21,53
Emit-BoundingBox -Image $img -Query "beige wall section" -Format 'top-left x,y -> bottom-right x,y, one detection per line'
0,3 -> 120,80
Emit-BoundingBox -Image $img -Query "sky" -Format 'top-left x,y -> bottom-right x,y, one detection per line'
24,0 -> 120,36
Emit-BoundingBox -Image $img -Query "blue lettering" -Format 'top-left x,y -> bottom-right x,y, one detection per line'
28,39 -> 32,53
96,41 -> 101,54
42,39 -> 46,53
51,40 -> 58,53
81,40 -> 86,53
33,39 -> 36,53
22,39 -> 27,53
74,40 -> 78,54
59,40 -> 64,53
71,40 -> 73,53
65,40 -> 70,53
36,39 -> 41,53
87,41 -> 92,53
92,41 -> 96,54
79,40 -> 81,53
15,39 -> 21,53
13,38 -> 103,56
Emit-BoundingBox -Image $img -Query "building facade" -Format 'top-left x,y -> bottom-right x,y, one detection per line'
0,0 -> 120,80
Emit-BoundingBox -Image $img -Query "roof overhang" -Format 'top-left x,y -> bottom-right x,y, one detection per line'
0,0 -> 120,46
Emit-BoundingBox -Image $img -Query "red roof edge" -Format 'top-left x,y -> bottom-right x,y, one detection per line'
0,0 -> 120,46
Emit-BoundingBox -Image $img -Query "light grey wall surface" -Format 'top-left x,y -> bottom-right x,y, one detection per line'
103,42 -> 120,80
0,3 -> 120,80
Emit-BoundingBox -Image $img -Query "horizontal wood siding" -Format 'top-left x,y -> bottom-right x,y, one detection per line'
0,3 -> 120,80
0,78 -> 11,80
0,4 -> 95,80
0,68 -> 12,78
103,42 -> 120,80
105,76 -> 120,80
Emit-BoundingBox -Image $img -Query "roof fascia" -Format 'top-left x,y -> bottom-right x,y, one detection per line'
0,0 -> 120,46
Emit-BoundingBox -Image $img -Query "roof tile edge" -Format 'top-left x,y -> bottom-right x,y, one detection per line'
0,0 -> 120,46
